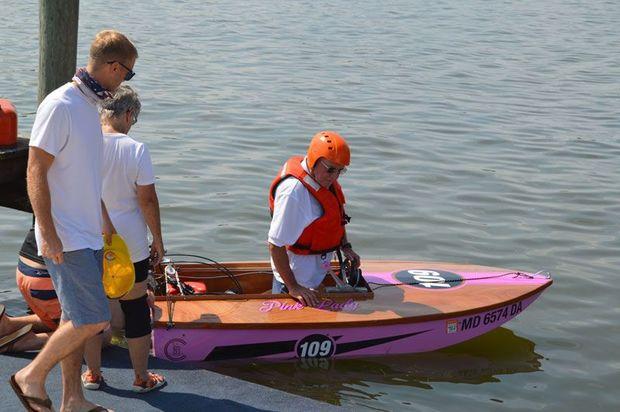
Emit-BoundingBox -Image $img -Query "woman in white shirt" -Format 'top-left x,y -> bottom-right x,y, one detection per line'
83,85 -> 166,393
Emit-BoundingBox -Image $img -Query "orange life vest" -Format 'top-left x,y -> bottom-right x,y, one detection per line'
269,156 -> 347,255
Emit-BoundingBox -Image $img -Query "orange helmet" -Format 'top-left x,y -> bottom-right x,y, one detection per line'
307,131 -> 350,169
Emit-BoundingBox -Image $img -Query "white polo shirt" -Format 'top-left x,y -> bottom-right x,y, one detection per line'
268,158 -> 334,288
102,132 -> 155,263
30,82 -> 104,252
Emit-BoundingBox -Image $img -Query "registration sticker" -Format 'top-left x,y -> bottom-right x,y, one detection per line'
446,319 -> 458,334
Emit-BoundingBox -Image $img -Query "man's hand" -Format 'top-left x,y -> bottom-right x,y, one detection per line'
40,232 -> 64,264
150,237 -> 165,266
342,244 -> 361,270
288,284 -> 321,307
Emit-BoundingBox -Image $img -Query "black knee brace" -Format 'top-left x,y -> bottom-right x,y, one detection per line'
120,294 -> 152,339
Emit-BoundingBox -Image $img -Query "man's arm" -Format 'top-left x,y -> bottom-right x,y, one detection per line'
269,179 -> 322,306
136,184 -> 164,265
269,242 -> 320,307
27,147 -> 63,264
340,229 -> 360,269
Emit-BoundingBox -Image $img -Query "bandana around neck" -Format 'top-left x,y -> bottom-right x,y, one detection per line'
73,68 -> 112,100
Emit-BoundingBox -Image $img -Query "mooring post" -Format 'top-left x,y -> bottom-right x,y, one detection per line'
0,1 -> 80,212
38,0 -> 79,103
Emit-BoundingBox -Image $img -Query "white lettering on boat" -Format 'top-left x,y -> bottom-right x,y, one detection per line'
407,270 -> 452,288
259,299 -> 359,312
296,334 -> 336,358
393,269 -> 464,289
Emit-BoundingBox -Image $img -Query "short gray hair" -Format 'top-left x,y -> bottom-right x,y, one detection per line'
100,85 -> 141,122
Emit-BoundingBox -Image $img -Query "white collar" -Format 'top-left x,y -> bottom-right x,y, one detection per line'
301,156 -> 321,190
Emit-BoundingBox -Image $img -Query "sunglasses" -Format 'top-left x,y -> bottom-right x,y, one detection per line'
319,160 -> 347,175
107,60 -> 135,81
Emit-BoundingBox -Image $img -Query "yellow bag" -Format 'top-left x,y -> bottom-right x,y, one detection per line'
102,234 -> 135,299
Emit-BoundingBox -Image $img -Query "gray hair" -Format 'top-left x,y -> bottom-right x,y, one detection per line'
100,85 -> 141,122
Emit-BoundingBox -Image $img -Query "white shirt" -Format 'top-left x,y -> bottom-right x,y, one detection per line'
268,158 -> 333,288
30,82 -> 104,252
102,132 -> 155,262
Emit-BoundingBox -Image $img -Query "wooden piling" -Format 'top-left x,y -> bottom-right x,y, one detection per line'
38,0 -> 79,103
0,1 -> 80,212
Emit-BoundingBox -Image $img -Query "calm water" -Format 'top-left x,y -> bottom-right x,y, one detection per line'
1,0 -> 619,410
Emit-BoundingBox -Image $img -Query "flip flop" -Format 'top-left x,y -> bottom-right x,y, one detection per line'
88,407 -> 111,412
0,303 -> 5,320
132,372 -> 166,393
9,374 -> 53,412
0,324 -> 33,354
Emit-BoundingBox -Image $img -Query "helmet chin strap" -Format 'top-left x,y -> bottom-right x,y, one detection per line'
304,157 -> 333,189
304,159 -> 320,183
311,171 -> 332,189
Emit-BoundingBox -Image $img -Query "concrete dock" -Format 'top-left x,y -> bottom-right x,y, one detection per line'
0,298 -> 340,411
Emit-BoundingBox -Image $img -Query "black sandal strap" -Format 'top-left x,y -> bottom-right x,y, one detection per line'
22,395 -> 53,408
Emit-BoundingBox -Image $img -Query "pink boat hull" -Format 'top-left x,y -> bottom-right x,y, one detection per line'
153,292 -> 543,362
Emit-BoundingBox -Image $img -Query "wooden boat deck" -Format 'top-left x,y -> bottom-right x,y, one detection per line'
152,260 -> 552,329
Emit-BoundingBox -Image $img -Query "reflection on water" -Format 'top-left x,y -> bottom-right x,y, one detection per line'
205,327 -> 542,405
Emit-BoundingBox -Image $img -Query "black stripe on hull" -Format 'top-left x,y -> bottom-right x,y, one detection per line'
202,329 -> 432,361
203,339 -> 298,361
335,329 -> 432,355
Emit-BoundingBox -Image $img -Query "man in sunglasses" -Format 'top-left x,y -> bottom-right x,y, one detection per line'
12,30 -> 137,412
268,131 -> 361,307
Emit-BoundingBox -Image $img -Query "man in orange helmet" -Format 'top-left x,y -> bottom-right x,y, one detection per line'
268,131 -> 360,307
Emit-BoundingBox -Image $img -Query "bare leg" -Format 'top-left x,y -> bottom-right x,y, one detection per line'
60,342 -> 109,412
109,299 -> 124,331
126,335 -> 151,380
83,302 -> 114,376
12,314 -> 51,332
3,331 -> 50,352
60,342 -> 85,409
13,319 -> 108,412
1,314 -> 52,336
83,334 -> 103,376
120,281 -> 152,379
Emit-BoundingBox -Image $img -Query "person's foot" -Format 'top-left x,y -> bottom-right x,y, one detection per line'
132,372 -> 166,393
0,304 -> 15,337
61,398 -> 113,412
81,370 -> 104,390
11,370 -> 53,412
0,325 -> 33,354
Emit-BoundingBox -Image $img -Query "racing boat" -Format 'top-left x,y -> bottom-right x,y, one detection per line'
150,256 -> 552,362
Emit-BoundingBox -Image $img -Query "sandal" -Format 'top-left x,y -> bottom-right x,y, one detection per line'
132,372 -> 166,393
0,324 -> 33,354
81,370 -> 104,390
9,374 -> 53,412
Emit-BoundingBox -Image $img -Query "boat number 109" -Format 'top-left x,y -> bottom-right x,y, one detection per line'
296,334 -> 336,358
